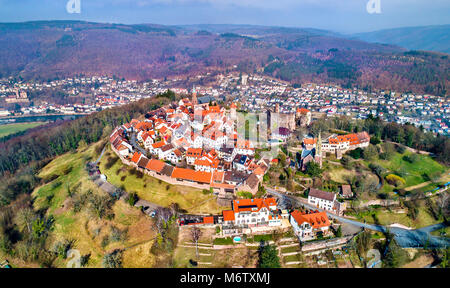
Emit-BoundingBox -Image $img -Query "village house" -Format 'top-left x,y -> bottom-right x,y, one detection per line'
290,210 -> 330,241
222,198 -> 282,228
308,188 -> 346,216
308,188 -> 336,211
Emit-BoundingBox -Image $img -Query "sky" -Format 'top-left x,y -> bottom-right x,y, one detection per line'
0,0 -> 448,33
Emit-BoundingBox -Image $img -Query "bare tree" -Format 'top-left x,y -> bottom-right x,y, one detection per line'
436,192 -> 449,218
153,207 -> 174,243
190,226 -> 202,259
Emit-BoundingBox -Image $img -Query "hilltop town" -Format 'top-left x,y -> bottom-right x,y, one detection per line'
1,73 -> 448,135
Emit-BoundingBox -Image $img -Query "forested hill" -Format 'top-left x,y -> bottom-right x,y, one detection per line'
0,21 -> 448,96
352,25 -> 450,54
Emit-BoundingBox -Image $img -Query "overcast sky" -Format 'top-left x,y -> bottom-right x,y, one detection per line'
0,0 -> 448,33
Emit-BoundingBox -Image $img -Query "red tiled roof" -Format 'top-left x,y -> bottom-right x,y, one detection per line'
232,198 -> 277,213
152,141 -> 166,149
171,168 -> 212,184
186,148 -> 203,158
203,216 -> 214,224
222,210 -> 235,222
130,152 -> 142,164
290,210 -> 330,229
303,138 -> 317,145
146,159 -> 165,173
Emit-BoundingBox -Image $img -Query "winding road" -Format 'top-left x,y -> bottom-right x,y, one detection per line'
266,187 -> 450,248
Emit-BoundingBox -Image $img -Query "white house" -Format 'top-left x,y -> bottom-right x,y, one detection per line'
290,210 -> 330,241
222,198 -> 282,227
308,188 -> 336,211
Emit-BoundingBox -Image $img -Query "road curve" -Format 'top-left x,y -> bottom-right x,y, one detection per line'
266,188 -> 450,248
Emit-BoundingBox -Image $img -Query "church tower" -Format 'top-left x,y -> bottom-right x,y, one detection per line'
192,86 -> 198,106
315,131 -> 323,168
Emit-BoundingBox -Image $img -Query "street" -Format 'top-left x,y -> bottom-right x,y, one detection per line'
266,187 -> 450,248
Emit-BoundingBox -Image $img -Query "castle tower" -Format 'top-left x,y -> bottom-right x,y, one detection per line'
192,86 -> 198,106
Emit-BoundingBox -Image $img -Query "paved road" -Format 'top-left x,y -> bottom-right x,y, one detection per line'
266,188 -> 450,248
130,133 -> 147,155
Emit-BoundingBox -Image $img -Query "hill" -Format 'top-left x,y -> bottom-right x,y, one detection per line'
352,25 -> 450,54
0,21 -> 448,95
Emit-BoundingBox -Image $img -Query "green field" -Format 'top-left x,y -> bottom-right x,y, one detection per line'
367,151 -> 447,193
0,122 -> 46,137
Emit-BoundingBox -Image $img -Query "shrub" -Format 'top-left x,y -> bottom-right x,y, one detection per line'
52,239 -> 75,259
385,174 -> 406,187
258,245 -> 281,268
237,191 -> 253,199
109,226 -> 128,243
105,156 -> 119,170
102,249 -> 123,268
126,192 -> 138,206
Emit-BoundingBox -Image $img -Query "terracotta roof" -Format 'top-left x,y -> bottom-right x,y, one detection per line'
186,148 -> 203,158
130,152 -> 142,164
290,210 -> 330,229
212,171 -> 225,183
297,107 -> 310,114
146,159 -> 165,173
171,168 -> 212,184
152,141 -> 166,149
222,210 -> 235,222
303,138 -> 317,145
233,198 -> 277,213
203,216 -> 214,224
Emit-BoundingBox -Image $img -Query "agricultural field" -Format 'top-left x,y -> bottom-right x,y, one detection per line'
99,145 -> 229,214
0,122 -> 46,138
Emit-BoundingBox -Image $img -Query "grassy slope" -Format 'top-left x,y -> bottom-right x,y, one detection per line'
99,145 -> 229,214
31,141 -> 157,267
325,150 -> 448,198
369,151 -> 447,189
0,122 -> 46,137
